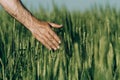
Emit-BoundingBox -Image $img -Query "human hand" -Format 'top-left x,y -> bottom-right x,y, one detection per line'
0,0 -> 63,50
29,20 -> 62,50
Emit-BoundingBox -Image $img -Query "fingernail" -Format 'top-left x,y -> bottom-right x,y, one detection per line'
59,41 -> 61,44
54,48 -> 57,51
49,48 -> 51,51
57,46 -> 60,49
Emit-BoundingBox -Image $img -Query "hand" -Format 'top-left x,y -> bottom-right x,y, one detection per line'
0,0 -> 62,50
29,20 -> 62,50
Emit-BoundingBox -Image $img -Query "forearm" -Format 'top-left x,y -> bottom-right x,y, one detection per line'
0,0 -> 36,30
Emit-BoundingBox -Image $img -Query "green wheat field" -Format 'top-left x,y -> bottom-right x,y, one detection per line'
0,5 -> 120,80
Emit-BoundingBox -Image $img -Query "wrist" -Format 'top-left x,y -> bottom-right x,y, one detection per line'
24,16 -> 40,32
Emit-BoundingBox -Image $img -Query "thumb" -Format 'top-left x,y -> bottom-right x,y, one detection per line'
48,22 -> 63,28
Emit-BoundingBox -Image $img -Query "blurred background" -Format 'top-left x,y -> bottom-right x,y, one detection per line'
21,0 -> 120,11
1,0 -> 120,80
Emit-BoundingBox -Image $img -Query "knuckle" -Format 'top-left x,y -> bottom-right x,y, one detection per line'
39,28 -> 46,34
44,31 -> 49,36
49,42 -> 53,47
52,40 -> 57,44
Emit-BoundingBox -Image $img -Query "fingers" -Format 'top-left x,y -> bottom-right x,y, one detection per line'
34,30 -> 60,50
35,34 -> 51,50
45,32 -> 60,50
41,34 -> 58,50
48,22 -> 63,28
32,22 -> 62,50
48,28 -> 61,44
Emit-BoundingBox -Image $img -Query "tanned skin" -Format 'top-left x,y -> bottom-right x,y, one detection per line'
0,0 -> 62,50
